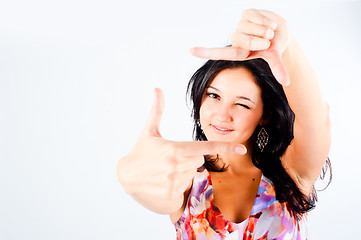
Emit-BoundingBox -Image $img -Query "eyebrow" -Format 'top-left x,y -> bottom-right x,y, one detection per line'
207,86 -> 256,104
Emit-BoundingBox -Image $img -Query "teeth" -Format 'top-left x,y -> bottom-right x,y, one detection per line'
215,126 -> 229,131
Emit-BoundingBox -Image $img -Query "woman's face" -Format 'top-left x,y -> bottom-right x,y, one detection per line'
200,67 -> 264,148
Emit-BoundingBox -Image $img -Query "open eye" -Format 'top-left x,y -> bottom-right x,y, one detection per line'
236,103 -> 251,110
206,92 -> 220,99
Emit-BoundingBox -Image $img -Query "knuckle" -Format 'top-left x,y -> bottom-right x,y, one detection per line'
264,27 -> 270,38
260,15 -> 267,25
246,36 -> 254,50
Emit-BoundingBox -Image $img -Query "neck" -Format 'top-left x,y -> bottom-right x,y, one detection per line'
218,149 -> 258,176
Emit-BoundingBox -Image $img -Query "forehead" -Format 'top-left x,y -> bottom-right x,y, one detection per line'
209,67 -> 262,99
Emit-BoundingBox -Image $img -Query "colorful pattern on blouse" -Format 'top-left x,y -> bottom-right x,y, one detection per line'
175,168 -> 308,240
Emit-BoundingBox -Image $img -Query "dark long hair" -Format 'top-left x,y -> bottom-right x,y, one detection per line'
186,58 -> 331,219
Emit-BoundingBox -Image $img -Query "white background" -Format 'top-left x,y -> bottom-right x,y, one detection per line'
1,0 -> 360,239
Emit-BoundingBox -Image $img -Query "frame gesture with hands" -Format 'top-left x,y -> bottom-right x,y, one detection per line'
117,88 -> 247,214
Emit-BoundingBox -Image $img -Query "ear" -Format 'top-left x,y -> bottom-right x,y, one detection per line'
259,118 -> 269,126
260,111 -> 271,126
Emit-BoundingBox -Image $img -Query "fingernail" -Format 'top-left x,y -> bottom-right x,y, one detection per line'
235,145 -> 247,155
283,78 -> 290,86
270,22 -> 277,30
266,29 -> 274,39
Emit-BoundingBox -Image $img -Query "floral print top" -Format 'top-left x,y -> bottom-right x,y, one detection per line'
175,167 -> 308,240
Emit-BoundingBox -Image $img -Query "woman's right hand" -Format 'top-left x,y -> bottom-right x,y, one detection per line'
117,88 -> 247,214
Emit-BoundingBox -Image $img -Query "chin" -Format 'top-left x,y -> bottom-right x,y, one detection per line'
205,134 -> 238,143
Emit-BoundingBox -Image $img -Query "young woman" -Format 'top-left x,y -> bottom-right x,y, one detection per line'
117,9 -> 331,239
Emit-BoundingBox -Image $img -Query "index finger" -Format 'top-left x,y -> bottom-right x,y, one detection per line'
190,47 -> 250,61
175,140 -> 247,157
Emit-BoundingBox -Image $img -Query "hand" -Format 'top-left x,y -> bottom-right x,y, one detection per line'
190,9 -> 291,86
117,89 -> 246,205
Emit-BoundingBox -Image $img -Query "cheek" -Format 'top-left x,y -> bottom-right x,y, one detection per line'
199,104 -> 209,125
199,100 -> 217,127
244,111 -> 262,125
232,110 -> 263,132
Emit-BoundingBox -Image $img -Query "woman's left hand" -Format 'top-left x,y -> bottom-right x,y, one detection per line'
191,9 -> 291,86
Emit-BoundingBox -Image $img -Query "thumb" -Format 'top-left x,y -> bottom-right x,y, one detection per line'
143,88 -> 165,137
265,53 -> 290,86
246,51 -> 290,86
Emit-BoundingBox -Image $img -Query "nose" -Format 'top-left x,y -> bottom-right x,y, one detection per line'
216,103 -> 233,122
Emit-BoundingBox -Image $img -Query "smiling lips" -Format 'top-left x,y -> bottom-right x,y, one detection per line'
211,125 -> 234,135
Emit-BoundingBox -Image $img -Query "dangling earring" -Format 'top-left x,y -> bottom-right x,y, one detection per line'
256,127 -> 269,152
